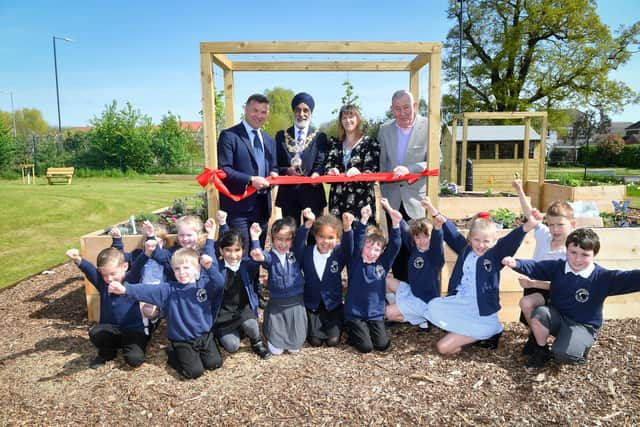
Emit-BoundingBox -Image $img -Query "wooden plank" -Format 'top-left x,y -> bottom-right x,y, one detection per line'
200,51 -> 219,218
212,53 -> 234,71
458,111 -> 548,120
427,49 -> 441,205
200,41 -> 441,54
409,53 -> 430,71
231,61 -> 411,72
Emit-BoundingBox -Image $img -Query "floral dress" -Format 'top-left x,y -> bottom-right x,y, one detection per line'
324,135 -> 380,223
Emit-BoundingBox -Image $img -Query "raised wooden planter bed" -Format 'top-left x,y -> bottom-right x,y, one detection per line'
441,227 -> 640,322
526,181 -> 626,213
439,194 -> 527,218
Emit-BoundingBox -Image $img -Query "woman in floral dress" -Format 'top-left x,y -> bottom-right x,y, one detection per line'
325,105 -> 380,224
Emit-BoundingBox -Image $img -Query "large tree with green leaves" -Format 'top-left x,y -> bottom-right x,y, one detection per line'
443,0 -> 640,124
152,112 -> 196,171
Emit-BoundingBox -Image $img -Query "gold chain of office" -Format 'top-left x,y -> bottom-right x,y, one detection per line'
285,129 -> 318,154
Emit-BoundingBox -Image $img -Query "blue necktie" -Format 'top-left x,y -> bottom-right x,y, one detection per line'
251,129 -> 265,177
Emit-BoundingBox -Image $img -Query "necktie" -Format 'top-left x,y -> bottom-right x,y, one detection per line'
297,129 -> 304,142
251,129 -> 265,177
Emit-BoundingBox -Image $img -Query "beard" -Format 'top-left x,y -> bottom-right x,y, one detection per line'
294,117 -> 310,129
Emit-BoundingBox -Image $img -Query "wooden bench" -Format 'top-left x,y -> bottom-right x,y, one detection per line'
46,167 -> 75,185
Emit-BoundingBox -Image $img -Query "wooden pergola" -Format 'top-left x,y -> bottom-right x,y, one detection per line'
199,41 -> 442,217
451,111 -> 548,207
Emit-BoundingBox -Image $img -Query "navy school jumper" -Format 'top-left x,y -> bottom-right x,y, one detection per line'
344,222 -> 401,321
298,225 -> 354,311
400,219 -> 445,303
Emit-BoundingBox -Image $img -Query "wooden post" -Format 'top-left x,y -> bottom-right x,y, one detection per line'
538,114 -> 548,209
522,117 -> 530,183
427,47 -> 441,206
200,49 -> 218,217
461,117 -> 469,189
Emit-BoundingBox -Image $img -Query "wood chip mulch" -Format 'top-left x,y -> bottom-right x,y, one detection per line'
1,263 -> 638,426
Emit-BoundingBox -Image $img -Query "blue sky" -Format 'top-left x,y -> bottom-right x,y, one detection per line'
1,0 -> 638,129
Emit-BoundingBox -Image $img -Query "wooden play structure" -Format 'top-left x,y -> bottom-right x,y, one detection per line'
198,41 -> 442,216
443,112 -> 548,205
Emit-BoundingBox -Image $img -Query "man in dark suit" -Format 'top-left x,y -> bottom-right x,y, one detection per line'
275,92 -> 328,225
217,93 -> 278,253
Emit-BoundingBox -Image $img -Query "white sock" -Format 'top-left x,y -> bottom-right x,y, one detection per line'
267,341 -> 283,355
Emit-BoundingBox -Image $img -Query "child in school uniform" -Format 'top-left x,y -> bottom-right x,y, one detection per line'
66,247 -> 150,369
512,179 -> 576,354
502,228 -> 640,368
343,199 -> 402,353
147,215 -> 215,281
421,198 -> 538,355
297,209 -> 354,347
384,197 -> 444,331
213,225 -> 271,359
108,245 -> 225,379
249,218 -> 308,355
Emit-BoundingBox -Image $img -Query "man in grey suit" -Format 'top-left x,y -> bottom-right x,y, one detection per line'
378,90 -> 435,282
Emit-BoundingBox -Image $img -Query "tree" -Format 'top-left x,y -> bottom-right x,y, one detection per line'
87,101 -> 154,172
597,133 -> 625,164
0,117 -> 14,170
262,87 -> 295,137
332,80 -> 361,114
7,108 -> 49,137
153,113 -> 195,171
443,0 -> 640,123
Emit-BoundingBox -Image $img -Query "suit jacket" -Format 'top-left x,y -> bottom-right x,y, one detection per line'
378,114 -> 434,218
217,122 -> 277,216
274,126 -> 327,211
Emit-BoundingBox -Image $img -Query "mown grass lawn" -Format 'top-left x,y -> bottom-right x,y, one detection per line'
0,176 -> 200,289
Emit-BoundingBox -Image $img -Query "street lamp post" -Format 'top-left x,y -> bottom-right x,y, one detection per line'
0,90 -> 16,137
52,36 -> 74,135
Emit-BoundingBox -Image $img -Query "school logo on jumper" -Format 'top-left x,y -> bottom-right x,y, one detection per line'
483,259 -> 492,272
330,260 -> 339,273
196,288 -> 207,302
287,253 -> 296,264
575,288 -> 590,303
375,265 -> 385,279
413,256 -> 424,269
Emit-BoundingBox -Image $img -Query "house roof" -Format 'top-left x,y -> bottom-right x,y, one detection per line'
181,121 -> 202,131
447,125 -> 541,142
625,121 -> 640,131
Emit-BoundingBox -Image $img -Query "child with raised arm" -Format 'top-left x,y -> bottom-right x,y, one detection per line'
66,247 -> 150,369
213,227 -> 271,359
512,179 -> 576,354
344,199 -> 402,353
384,197 -> 444,331
297,209 -> 354,347
108,247 -> 225,379
502,228 -> 640,368
421,198 -> 537,355
250,218 -> 307,355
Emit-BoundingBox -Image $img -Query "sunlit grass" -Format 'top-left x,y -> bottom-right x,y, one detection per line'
0,176 -> 200,289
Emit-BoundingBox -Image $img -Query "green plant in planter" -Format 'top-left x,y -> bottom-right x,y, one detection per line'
489,208 -> 518,229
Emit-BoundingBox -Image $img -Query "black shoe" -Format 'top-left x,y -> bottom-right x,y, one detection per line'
526,345 -> 551,368
165,348 -> 180,370
475,332 -> 502,350
251,340 -> 272,360
89,354 -> 112,369
521,334 -> 537,356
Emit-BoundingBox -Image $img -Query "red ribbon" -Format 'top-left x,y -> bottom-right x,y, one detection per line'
196,168 -> 439,202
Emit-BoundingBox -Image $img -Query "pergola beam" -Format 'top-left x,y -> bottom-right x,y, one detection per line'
200,41 -> 440,54
228,61 -> 413,72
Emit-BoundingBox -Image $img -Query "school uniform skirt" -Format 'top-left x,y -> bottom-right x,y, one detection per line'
263,294 -> 308,350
